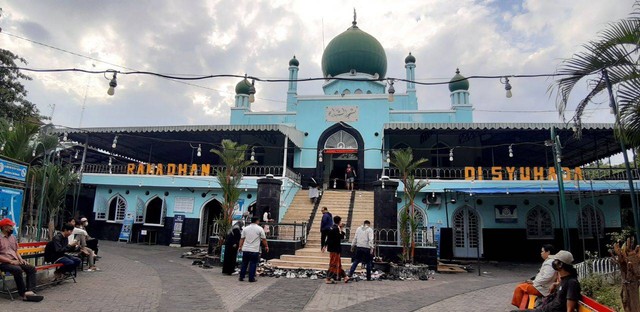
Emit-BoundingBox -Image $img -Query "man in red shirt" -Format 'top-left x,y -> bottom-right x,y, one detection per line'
0,218 -> 43,301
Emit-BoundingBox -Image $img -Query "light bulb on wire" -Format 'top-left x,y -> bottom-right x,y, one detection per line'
449,149 -> 454,162
197,144 -> 202,157
508,144 -> 513,158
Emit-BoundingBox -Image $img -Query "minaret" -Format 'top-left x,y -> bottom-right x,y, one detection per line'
404,52 -> 417,108
234,78 -> 252,109
448,68 -> 472,122
287,55 -> 299,112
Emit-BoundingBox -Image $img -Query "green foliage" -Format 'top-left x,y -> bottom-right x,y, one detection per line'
211,140 -> 254,242
580,274 -> 624,311
0,47 -> 41,122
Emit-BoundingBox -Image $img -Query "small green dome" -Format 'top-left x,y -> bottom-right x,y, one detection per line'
405,52 -> 416,64
448,68 -> 469,92
289,55 -> 299,67
235,79 -> 252,95
321,21 -> 387,78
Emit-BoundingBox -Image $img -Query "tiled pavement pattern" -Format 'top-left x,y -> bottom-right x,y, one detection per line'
0,241 -> 536,311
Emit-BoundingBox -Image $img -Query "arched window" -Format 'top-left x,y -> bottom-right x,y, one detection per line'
342,89 -> 351,95
578,205 -> 604,239
107,195 -> 127,222
354,89 -> 363,94
366,90 -> 372,94
144,197 -> 165,226
334,91 -> 339,95
526,206 -> 554,239
324,130 -> 358,150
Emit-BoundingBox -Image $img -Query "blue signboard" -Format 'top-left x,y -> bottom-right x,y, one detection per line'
0,158 -> 28,182
0,186 -> 23,235
170,214 -> 185,247
233,199 -> 245,221
118,212 -> 135,242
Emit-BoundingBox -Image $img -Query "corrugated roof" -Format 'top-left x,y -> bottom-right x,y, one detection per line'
384,122 -> 614,130
54,124 -> 305,147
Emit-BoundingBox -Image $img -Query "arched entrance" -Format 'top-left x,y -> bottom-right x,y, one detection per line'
452,206 -> 481,258
317,125 -> 364,190
199,199 -> 223,244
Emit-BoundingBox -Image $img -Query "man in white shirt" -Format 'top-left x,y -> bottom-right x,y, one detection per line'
346,220 -> 374,281
238,217 -> 269,282
511,244 -> 558,309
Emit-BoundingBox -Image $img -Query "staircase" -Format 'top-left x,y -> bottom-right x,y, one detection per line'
268,190 -> 375,270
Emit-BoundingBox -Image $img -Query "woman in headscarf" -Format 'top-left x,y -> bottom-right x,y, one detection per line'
222,220 -> 244,275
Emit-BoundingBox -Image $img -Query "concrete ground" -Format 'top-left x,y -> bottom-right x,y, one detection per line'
0,241 -> 536,312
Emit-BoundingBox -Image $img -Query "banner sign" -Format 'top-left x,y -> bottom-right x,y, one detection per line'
170,214 -> 185,247
0,186 -> 24,235
233,199 -> 245,220
174,197 -> 194,213
0,158 -> 28,182
118,212 -> 135,242
495,205 -> 518,223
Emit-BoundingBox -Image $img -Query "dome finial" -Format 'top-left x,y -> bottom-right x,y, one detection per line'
353,8 -> 357,26
456,68 -> 460,74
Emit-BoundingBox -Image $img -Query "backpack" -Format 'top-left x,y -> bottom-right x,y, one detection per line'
44,240 -> 57,263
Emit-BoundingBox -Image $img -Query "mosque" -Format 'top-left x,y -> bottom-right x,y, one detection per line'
60,16 -> 634,263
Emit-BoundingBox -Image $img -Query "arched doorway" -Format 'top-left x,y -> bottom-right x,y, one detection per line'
452,206 -> 481,258
317,126 -> 364,190
199,199 -> 223,244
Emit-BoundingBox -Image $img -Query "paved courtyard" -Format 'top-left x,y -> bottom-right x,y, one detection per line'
0,241 -> 535,311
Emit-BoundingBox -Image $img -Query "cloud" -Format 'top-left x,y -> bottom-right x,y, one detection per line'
1,0 -> 637,128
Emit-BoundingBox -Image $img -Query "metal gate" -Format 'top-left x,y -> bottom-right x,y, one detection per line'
453,206 -> 480,258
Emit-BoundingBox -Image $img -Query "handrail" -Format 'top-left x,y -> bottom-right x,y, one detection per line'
261,222 -> 307,243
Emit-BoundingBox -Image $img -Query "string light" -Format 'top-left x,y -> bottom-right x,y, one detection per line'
107,71 -> 118,96
501,77 -> 513,98
508,144 -> 513,158
63,132 -> 68,141
386,151 -> 390,163
197,144 -> 202,157
250,147 -> 255,162
112,135 -> 118,149
8,121 -> 14,132
0,142 -> 5,152
318,150 -> 323,163
449,149 -> 454,162
387,79 -> 395,102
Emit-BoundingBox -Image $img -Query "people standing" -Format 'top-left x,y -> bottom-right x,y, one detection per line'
0,218 -> 43,302
238,217 -> 269,282
44,223 -> 82,280
511,244 -> 558,309
325,215 -> 346,284
222,220 -> 243,275
346,220 -> 374,282
320,207 -> 333,251
344,164 -> 356,191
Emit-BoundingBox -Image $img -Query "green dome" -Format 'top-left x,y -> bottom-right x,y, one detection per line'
321,22 -> 387,78
289,55 -> 299,67
405,52 -> 416,64
448,68 -> 469,92
235,79 -> 252,95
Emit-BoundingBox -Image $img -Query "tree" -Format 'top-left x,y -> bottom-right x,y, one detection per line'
29,163 -> 77,240
611,238 -> 640,312
0,49 -> 41,122
211,140 -> 254,248
552,1 -> 640,143
390,147 -> 428,263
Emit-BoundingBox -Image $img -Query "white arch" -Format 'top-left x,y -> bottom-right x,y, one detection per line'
324,130 -> 358,150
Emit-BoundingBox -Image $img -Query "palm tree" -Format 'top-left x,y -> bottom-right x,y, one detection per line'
552,1 -> 640,142
211,140 -> 254,246
390,147 -> 428,263
29,163 -> 77,240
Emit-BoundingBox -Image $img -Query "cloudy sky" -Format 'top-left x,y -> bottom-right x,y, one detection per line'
1,0 -> 637,129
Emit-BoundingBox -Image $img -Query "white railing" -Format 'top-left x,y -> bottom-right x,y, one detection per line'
575,257 -> 619,281
20,226 -> 55,242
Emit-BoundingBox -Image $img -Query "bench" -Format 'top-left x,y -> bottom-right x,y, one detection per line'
526,294 -> 615,311
0,242 -> 77,300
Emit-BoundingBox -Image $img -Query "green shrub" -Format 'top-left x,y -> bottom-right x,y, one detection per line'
580,274 -> 623,311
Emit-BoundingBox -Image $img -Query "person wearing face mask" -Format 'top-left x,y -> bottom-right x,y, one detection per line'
511,250 -> 581,312
78,217 -> 99,256
0,218 -> 43,302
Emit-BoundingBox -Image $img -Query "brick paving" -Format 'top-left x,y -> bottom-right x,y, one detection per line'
0,242 -> 535,311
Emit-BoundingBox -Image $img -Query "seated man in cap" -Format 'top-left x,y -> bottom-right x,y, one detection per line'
511,250 -> 581,312
0,218 -> 44,302
78,217 -> 99,256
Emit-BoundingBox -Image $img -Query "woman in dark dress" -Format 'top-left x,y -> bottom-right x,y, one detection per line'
222,221 -> 243,275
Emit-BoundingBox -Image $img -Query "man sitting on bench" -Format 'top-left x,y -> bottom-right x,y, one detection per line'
0,218 -> 44,302
45,223 -> 81,280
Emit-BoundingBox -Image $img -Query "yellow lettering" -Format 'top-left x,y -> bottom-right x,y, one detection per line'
137,163 -> 145,175
464,167 -> 476,180
200,164 -> 210,176
178,164 -> 188,175
533,167 -> 545,180
506,167 -> 516,180
127,163 -> 135,174
548,167 -> 556,180
562,167 -> 571,180
477,167 -> 483,180
574,167 -> 583,180
167,163 -> 177,175
146,164 -> 154,175
520,167 -> 531,180
189,164 -> 198,175
156,164 -> 164,175
491,167 -> 503,180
